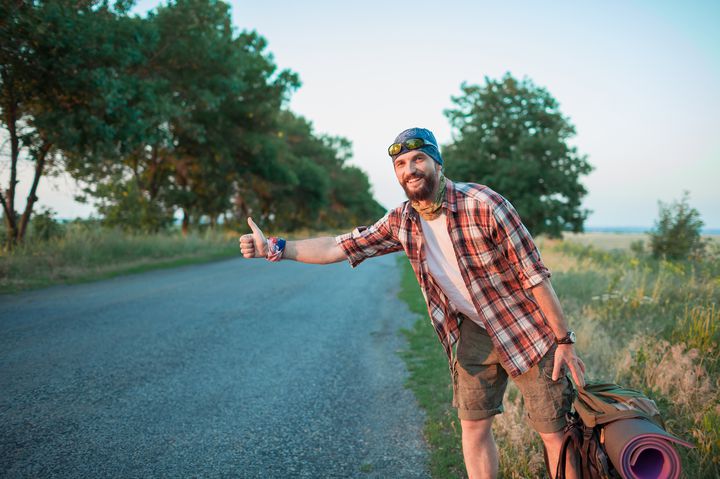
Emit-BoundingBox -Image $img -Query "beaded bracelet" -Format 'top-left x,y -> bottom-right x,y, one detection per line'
266,237 -> 286,262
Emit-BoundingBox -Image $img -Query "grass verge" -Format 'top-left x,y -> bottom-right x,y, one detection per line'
0,226 -> 239,294
397,255 -> 466,479
0,225 -> 348,294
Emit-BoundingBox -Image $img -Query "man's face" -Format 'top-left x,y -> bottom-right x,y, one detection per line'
393,151 -> 440,202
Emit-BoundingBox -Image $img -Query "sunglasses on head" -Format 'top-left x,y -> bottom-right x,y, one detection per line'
388,138 -> 436,157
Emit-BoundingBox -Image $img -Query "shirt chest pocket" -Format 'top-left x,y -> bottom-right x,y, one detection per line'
457,224 -> 497,269
399,230 -> 421,266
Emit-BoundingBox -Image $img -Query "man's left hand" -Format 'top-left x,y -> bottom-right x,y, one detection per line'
553,344 -> 586,387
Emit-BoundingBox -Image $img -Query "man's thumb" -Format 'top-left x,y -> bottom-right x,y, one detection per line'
247,217 -> 264,238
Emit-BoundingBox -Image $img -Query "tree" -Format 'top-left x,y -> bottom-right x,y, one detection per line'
68,0 -> 300,234
94,177 -> 175,232
1,0 -> 145,248
240,111 -> 385,232
443,73 -> 593,237
160,18 -> 299,233
2,0 -> 382,239
649,191 -> 705,261
329,164 -> 386,227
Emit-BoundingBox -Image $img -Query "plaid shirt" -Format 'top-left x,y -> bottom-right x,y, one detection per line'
335,179 -> 554,377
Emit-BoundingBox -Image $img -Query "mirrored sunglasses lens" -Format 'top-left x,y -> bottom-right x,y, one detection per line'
405,138 -> 425,150
388,143 -> 402,156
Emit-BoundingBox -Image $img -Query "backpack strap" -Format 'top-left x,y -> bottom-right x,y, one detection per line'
556,424 -> 582,479
580,427 -> 595,478
557,414 -> 618,479
556,413 -> 592,479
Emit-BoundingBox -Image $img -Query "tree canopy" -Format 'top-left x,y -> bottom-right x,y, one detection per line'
443,73 -> 593,237
1,0 -> 385,247
1,0 -> 144,246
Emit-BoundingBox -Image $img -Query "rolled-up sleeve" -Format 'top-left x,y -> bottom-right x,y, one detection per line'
487,198 -> 551,289
334,211 -> 403,268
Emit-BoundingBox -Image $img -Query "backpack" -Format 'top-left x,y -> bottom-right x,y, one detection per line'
555,381 -> 666,479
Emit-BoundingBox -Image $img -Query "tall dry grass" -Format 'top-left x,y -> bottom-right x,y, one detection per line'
0,224 -> 239,292
398,233 -> 720,478
0,221 -> 351,294
490,238 -> 720,478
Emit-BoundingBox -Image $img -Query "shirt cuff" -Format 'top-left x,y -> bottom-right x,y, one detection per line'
334,232 -> 364,268
521,266 -> 551,290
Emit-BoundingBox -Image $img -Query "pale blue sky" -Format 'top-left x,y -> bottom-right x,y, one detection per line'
11,0 -> 720,228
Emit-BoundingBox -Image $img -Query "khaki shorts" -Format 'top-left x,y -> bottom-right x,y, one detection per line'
452,318 -> 574,433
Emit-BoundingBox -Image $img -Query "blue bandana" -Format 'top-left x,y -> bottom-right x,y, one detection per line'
389,127 -> 443,166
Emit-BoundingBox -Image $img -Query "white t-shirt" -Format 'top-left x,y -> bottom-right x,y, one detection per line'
419,213 -> 485,328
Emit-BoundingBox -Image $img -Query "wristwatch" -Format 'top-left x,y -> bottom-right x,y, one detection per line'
555,330 -> 576,345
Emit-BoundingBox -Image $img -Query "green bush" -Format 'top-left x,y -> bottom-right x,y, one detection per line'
649,192 -> 705,261
96,181 -> 174,233
30,207 -> 65,242
629,239 -> 645,257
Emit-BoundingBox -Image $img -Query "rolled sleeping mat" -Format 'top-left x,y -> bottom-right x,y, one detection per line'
603,418 -> 694,479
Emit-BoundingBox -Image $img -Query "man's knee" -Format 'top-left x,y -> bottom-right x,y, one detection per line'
461,417 -> 495,441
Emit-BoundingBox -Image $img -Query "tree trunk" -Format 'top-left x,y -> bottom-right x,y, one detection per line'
147,145 -> 162,200
1,68 -> 20,250
18,142 -> 51,242
181,208 -> 189,236
0,192 -> 17,250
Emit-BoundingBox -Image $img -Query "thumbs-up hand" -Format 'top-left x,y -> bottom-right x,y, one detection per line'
239,217 -> 267,259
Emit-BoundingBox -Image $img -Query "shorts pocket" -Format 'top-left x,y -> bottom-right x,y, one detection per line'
540,346 -> 563,382
457,319 -> 490,361
515,348 -> 573,430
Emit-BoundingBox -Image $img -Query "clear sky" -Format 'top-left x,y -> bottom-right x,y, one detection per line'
8,0 -> 720,228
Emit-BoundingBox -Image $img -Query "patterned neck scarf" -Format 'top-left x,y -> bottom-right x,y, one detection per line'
411,173 -> 447,221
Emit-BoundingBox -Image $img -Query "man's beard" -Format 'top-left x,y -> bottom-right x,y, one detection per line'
401,171 -> 438,202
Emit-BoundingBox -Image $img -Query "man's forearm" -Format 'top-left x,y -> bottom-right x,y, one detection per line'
530,279 -> 570,338
531,278 -> 586,385
283,236 -> 347,264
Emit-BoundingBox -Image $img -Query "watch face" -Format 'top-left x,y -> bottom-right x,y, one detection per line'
568,331 -> 576,343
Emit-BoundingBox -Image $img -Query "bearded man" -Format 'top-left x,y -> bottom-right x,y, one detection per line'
240,127 -> 584,479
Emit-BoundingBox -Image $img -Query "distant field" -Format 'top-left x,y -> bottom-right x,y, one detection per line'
561,231 -> 719,251
562,232 -> 648,250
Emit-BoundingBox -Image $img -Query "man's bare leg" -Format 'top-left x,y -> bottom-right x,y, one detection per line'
461,417 -> 498,479
539,430 -> 579,479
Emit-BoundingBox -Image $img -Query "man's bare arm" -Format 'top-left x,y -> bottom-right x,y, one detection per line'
239,217 -> 346,264
283,237 -> 346,264
531,279 -> 586,386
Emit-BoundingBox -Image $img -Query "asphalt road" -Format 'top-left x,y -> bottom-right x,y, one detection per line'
0,253 -> 429,478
